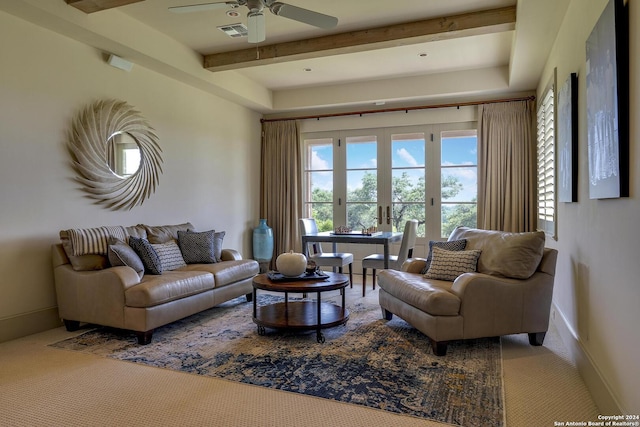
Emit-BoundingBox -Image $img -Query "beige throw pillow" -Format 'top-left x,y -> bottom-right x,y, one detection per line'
424,247 -> 482,281
448,227 -> 546,279
151,240 -> 187,271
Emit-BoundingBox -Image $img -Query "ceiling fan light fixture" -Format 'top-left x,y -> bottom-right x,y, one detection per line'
247,11 -> 265,43
169,1 -> 338,44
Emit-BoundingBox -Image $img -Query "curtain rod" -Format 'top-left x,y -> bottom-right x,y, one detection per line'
260,95 -> 535,123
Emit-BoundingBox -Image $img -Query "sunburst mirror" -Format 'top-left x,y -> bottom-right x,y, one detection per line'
67,99 -> 163,210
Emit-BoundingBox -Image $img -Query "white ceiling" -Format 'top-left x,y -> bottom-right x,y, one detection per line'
2,0 -> 571,115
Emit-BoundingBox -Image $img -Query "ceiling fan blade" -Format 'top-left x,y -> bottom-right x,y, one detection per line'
168,2 -> 238,14
269,2 -> 338,29
247,11 -> 266,43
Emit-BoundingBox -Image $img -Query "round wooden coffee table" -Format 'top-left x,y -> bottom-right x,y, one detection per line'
252,271 -> 350,343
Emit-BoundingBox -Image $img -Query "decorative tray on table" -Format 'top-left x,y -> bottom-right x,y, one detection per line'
267,270 -> 329,282
330,231 -> 382,236
330,226 -> 381,236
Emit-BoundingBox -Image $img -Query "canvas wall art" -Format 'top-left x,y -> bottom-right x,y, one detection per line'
585,0 -> 628,199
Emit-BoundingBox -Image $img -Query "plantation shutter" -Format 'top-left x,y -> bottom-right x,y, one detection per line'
536,83 -> 555,236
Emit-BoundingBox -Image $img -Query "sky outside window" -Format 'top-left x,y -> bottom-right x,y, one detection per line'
441,135 -> 478,202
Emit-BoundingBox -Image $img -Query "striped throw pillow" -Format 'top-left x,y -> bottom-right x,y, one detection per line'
151,240 -> 187,271
420,239 -> 467,274
68,226 -> 127,256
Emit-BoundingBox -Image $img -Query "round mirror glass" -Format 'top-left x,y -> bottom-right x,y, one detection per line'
107,132 -> 141,178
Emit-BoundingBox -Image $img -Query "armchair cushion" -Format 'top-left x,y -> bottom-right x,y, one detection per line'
424,247 -> 481,281
449,227 -> 545,279
378,270 -> 460,316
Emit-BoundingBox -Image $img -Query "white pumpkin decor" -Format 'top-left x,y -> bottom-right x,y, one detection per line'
276,251 -> 307,277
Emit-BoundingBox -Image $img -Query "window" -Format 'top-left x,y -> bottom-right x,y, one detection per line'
346,135 -> 378,230
303,138 -> 334,232
391,133 -> 426,237
303,123 -> 476,241
537,78 -> 556,236
440,130 -> 478,237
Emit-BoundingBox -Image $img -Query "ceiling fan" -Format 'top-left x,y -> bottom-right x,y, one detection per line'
169,1 -> 338,44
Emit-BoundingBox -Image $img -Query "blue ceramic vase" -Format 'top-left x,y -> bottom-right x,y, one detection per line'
253,219 -> 274,263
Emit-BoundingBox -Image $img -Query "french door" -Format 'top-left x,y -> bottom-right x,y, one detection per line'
303,122 -> 477,242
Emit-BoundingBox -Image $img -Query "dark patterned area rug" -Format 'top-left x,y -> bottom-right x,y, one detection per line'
50,294 -> 504,426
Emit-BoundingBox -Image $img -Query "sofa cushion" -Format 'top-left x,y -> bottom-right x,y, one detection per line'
129,236 -> 163,275
421,239 -> 467,274
424,247 -> 482,281
178,230 -> 217,264
143,223 -> 194,244
151,240 -> 187,271
107,237 -> 145,279
180,259 -> 259,288
377,270 -> 461,316
125,271 -> 215,308
449,227 -> 545,279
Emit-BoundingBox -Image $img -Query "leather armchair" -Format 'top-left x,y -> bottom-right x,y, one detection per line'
377,227 -> 558,356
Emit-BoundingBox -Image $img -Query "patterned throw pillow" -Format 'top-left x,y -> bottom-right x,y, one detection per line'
129,236 -> 163,275
178,230 -> 216,264
151,240 -> 187,271
420,239 -> 468,274
423,247 -> 482,281
107,237 -> 145,279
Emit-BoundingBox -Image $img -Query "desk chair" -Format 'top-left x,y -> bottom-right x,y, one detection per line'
361,219 -> 418,296
299,218 -> 353,287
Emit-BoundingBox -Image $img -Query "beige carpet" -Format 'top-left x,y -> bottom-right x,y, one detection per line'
0,284 -> 599,427
49,293 -> 504,425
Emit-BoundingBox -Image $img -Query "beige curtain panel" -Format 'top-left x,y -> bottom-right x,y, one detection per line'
260,120 -> 303,267
477,100 -> 537,232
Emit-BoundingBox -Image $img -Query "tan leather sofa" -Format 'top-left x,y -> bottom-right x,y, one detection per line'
52,223 -> 259,344
377,227 -> 558,356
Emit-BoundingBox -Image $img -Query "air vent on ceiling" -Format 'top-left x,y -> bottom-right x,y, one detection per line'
217,23 -> 249,38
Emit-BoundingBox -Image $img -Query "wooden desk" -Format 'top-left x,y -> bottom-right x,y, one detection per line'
301,231 -> 403,269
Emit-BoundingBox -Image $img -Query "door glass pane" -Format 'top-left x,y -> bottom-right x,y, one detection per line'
304,138 -> 333,231
441,131 -> 478,238
346,136 -> 378,230
392,133 -> 426,236
441,167 -> 477,202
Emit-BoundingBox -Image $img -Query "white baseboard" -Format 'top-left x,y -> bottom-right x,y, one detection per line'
551,302 -> 622,414
0,307 -> 62,344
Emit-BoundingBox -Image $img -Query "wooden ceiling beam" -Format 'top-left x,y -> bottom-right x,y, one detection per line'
65,0 -> 145,14
204,6 -> 516,72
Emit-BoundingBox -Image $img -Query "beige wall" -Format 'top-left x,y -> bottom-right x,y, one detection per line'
538,0 -> 639,413
0,12 -> 262,341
